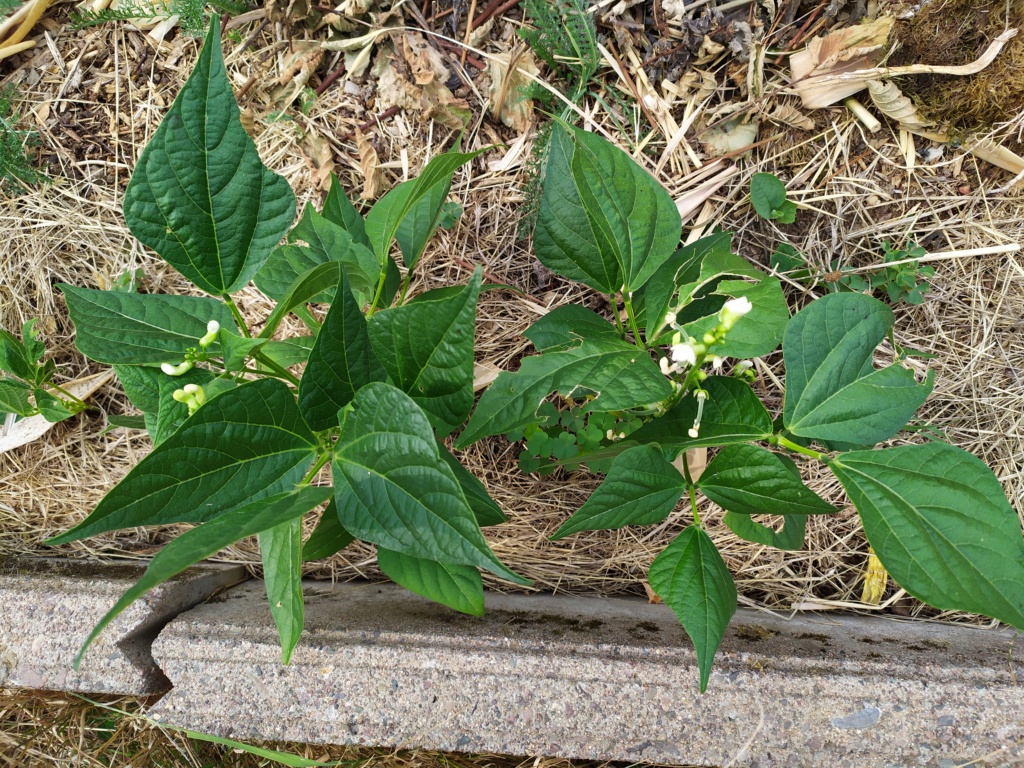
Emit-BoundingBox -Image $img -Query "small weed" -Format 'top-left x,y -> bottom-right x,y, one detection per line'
0,84 -> 47,195
832,239 -> 934,305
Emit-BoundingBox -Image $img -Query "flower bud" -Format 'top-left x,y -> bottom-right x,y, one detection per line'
688,427 -> 699,438
671,342 -> 697,367
712,355 -> 724,370
718,296 -> 753,331
161,361 -> 194,376
664,311 -> 677,326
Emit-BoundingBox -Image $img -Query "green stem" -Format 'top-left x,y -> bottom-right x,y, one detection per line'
294,306 -> 321,333
622,293 -> 645,349
252,353 -> 301,386
300,451 -> 332,485
609,295 -> 627,339
224,297 -> 250,338
679,452 -> 701,526
774,434 -> 827,461
366,266 -> 389,318
47,383 -> 87,409
397,271 -> 413,306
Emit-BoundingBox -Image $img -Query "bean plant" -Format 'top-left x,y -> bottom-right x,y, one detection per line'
48,23 -> 1024,692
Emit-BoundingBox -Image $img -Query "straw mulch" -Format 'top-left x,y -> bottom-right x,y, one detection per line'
1,2 -> 1023,633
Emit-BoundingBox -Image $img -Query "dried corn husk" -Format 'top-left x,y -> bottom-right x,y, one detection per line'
907,129 -> 1024,176
867,79 -> 932,129
765,104 -> 816,131
790,16 -> 893,108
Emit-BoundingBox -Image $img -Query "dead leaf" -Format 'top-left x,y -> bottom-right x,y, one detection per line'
485,48 -> 539,133
860,547 -> 888,605
374,39 -> 471,130
790,16 -> 893,108
401,33 -> 448,86
355,129 -> 383,200
0,371 -> 113,454
270,41 -> 323,108
673,447 -> 707,483
642,581 -> 663,604
866,79 -> 931,130
473,362 -> 500,392
765,103 -> 815,131
300,130 -> 335,191
700,117 -> 759,158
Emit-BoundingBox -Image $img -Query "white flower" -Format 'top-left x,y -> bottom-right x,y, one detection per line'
718,296 -> 753,330
671,342 -> 698,367
161,361 -> 194,376
688,427 -> 699,438
735,359 -> 754,372
207,320 -> 220,335
712,355 -> 725,370
199,319 -> 221,349
664,311 -> 677,326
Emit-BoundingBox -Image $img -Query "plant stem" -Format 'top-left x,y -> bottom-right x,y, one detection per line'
774,434 -> 827,461
366,267 -> 389,318
224,296 -> 250,338
253,352 -> 301,386
609,295 -> 627,339
680,453 -> 701,526
397,271 -> 413,305
293,306 -> 321,333
300,451 -> 332,485
622,292 -> 645,348
47,383 -> 87,409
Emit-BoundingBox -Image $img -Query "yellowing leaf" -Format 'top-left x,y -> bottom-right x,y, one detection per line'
861,546 -> 888,605
486,49 -> 540,133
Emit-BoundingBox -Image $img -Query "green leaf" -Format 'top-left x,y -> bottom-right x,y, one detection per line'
698,444 -> 836,516
522,305 -> 619,352
564,123 -> 681,291
259,516 -> 304,663
364,150 -> 484,265
114,364 -> 210,413
21,320 -> 45,367
332,382 -> 528,585
298,266 -> 386,431
368,269 -> 482,437
217,332 -> 267,372
377,548 -> 485,616
301,498 -> 355,561
682,277 -> 789,359
629,376 -> 772,457
0,378 -> 33,417
262,336 -> 315,368
322,173 -> 371,248
783,293 -> 932,445
533,124 -> 621,292
33,389 -> 74,423
392,177 -> 448,270
180,728 -> 338,768
648,525 -> 736,692
437,443 -> 506,526
47,379 -> 318,544
122,21 -> 295,295
723,511 -> 807,551
551,444 -> 685,539
257,260 -> 343,341
61,286 -> 236,365
74,486 -> 332,668
253,204 -> 378,307
104,414 -> 148,432
457,336 -> 672,448
750,173 -> 794,222
0,328 -> 34,381
830,443 -> 1024,629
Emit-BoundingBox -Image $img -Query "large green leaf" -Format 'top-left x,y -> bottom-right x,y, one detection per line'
551,444 -> 685,538
301,498 -> 354,561
298,266 -> 385,431
332,382 -> 528,585
391,176 -> 450,270
723,511 -> 807,551
648,525 -> 736,692
253,204 -> 378,306
783,293 -> 931,444
364,150 -> 484,265
61,286 -> 236,365
533,124 -> 621,292
682,277 -> 789,359
629,376 -> 772,457
565,124 -> 681,292
368,269 -> 482,436
830,443 -> 1024,629
259,516 -> 305,663
322,173 -> 371,248
73,486 -> 332,666
0,378 -> 33,417
698,444 -> 835,516
437,443 -> 506,526
149,370 -> 212,446
122,21 -> 295,295
377,548 -> 485,616
48,378 -> 319,544
522,305 -> 619,352
456,336 -> 672,448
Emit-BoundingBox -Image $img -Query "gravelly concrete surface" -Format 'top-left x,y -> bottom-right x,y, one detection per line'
0,558 -> 246,694
150,580 -> 1024,767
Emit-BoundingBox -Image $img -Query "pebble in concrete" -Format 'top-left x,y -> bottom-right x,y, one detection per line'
0,558 -> 246,695
150,580 -> 1024,767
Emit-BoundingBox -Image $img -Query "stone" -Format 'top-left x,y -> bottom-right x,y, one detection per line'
0,558 -> 246,695
150,580 -> 1024,766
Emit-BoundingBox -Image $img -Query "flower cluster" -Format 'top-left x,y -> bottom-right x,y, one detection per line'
160,320 -> 220,377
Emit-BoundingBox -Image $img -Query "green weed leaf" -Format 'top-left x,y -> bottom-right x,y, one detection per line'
74,486 -> 331,667
48,378 -> 318,544
457,336 -> 671,448
377,548 -> 485,615
698,444 -> 835,516
783,293 -> 932,445
648,525 -> 736,692
123,21 -> 295,295
368,269 -> 482,437
259,516 -> 305,663
750,173 -> 796,224
333,382 -> 528,585
552,444 -> 685,538
830,443 -> 1024,629
61,286 -> 236,365
298,266 -> 385,431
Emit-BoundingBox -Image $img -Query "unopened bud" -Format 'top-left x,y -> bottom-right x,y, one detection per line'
161,361 -> 194,376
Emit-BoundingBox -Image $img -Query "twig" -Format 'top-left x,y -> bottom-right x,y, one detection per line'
437,38 -> 485,69
460,0 -> 478,68
338,105 -> 402,143
314,59 -> 346,95
471,0 -> 520,30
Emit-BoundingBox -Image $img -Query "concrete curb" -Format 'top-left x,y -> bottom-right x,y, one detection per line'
0,558 -> 247,695
148,580 -> 1024,767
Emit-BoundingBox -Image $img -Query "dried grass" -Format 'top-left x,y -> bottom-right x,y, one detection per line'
0,688 -> 630,768
1,8 -> 1023,635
